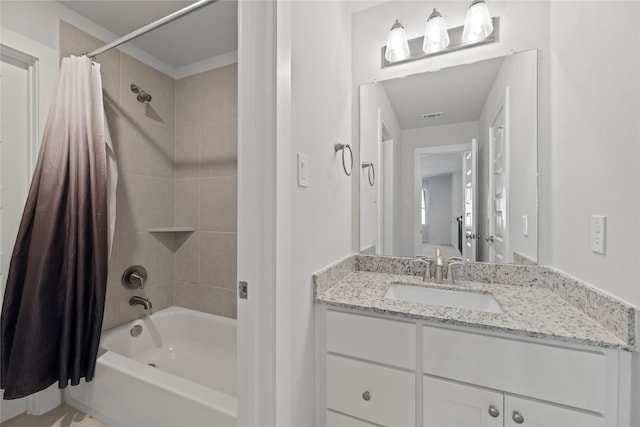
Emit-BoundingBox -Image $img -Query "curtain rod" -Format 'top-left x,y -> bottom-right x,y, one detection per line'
87,0 -> 219,58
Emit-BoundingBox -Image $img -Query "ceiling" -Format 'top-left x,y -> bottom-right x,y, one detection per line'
381,56 -> 504,129
58,0 -> 238,68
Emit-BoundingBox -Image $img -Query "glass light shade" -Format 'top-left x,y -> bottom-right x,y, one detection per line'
462,0 -> 493,43
385,20 -> 410,62
422,9 -> 450,53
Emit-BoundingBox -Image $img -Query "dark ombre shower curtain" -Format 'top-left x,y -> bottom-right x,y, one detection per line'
1,55 -> 117,399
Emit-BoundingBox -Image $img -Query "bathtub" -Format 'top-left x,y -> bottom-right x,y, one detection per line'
65,307 -> 236,427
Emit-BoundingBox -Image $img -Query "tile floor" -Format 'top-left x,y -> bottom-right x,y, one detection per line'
1,404 -> 107,427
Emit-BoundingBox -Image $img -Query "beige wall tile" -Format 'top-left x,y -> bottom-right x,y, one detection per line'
119,232 -> 175,286
175,232 -> 200,284
174,281 -> 236,319
102,296 -> 120,331
200,119 -> 237,177
117,174 -> 174,231
200,177 -> 237,232
200,232 -> 237,289
201,64 -> 238,124
175,179 -> 200,228
117,115 -> 174,178
175,126 -> 201,179
175,73 -> 204,128
120,53 -> 175,128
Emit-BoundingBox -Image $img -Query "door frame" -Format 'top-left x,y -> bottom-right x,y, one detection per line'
413,143 -> 471,256
379,116 -> 393,255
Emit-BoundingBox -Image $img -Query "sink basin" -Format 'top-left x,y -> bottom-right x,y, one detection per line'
384,283 -> 503,314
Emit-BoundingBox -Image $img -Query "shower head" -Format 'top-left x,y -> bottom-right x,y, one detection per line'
130,84 -> 152,104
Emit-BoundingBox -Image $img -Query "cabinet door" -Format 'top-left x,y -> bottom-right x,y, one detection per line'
504,395 -> 605,427
423,376 -> 503,427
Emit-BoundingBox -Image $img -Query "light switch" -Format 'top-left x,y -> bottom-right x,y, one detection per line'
522,214 -> 528,237
297,153 -> 309,188
590,215 -> 606,254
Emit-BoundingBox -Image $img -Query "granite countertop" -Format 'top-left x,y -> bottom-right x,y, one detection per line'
316,269 -> 632,351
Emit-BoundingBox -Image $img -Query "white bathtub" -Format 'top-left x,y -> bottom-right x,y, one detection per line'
65,307 -> 236,427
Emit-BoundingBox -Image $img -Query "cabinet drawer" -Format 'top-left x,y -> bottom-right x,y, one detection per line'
422,326 -> 608,413
326,410 -> 378,427
326,354 -> 415,427
504,395 -> 605,427
327,310 -> 416,369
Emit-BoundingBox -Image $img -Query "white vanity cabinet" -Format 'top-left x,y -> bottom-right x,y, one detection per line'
318,308 -> 627,427
423,376 -> 605,427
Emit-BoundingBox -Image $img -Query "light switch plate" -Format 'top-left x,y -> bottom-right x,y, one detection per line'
522,214 -> 528,237
590,215 -> 606,254
297,153 -> 309,187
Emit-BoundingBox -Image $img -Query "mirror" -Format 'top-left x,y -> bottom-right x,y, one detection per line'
359,49 -> 538,264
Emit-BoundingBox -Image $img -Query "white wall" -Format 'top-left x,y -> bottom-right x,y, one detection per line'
359,83 -> 401,252
397,122 -> 478,256
478,49 -> 538,262
548,2 -> 640,422
425,175 -> 452,245
281,1 -> 353,425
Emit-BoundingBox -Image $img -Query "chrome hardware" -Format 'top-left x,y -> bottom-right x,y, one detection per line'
239,281 -> 248,299
122,265 -> 147,289
130,324 -> 143,337
446,261 -> 465,284
334,143 -> 353,176
486,235 -> 494,243
130,84 -> 152,104
488,405 -> 500,418
465,231 -> 473,239
129,295 -> 152,310
362,391 -> 371,401
361,161 -> 375,186
512,411 -> 524,424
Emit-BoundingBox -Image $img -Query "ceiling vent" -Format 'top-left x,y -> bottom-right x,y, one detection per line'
421,112 -> 443,119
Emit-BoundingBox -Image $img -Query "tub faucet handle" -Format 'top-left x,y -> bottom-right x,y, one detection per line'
122,265 -> 148,289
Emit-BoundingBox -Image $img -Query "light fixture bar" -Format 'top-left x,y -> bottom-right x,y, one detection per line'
381,17 -> 499,68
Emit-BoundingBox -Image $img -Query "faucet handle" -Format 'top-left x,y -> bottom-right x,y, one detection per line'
445,261 -> 466,283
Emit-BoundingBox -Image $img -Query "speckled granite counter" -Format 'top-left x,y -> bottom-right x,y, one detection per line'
313,255 -> 637,351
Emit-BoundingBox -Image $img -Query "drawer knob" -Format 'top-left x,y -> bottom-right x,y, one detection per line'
362,391 -> 371,401
488,405 -> 500,418
512,411 -> 525,424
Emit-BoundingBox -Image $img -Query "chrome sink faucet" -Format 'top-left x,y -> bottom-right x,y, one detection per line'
416,250 -> 466,284
129,295 -> 152,310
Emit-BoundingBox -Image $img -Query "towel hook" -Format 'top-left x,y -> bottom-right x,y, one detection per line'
362,162 -> 375,186
334,143 -> 353,176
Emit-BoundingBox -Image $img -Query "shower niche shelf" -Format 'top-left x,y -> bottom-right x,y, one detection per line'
148,227 -> 195,233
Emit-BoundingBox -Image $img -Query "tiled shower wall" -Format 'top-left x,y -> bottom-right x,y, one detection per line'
60,22 -> 237,329
173,65 -> 238,318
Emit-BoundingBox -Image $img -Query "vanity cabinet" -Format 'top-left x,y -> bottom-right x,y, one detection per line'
318,308 -> 625,427
423,376 -> 604,427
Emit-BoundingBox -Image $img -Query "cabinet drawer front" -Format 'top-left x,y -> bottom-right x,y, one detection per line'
326,354 -> 415,427
326,410 -> 379,427
423,327 -> 607,413
327,310 -> 416,369
504,395 -> 605,427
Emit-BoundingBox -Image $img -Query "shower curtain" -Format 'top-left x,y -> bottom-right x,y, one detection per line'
1,55 -> 117,399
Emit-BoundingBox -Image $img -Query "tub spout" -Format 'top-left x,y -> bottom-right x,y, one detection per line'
129,296 -> 152,310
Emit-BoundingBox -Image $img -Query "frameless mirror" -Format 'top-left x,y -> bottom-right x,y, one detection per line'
359,49 -> 538,264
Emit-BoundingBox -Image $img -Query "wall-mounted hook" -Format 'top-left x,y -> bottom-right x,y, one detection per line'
334,142 -> 353,176
362,161 -> 375,186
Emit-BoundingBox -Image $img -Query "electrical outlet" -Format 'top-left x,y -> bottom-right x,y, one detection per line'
590,215 -> 606,254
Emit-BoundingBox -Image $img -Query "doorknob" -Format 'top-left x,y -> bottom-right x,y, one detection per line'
486,235 -> 494,242
465,231 -> 472,239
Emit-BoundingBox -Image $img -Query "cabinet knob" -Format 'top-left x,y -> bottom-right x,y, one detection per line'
362,391 -> 371,401
488,405 -> 500,418
512,411 -> 525,424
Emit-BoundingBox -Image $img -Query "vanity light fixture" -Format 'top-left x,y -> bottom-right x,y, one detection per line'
382,1 -> 498,68
423,9 -> 450,53
384,19 -> 410,62
462,0 -> 494,43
